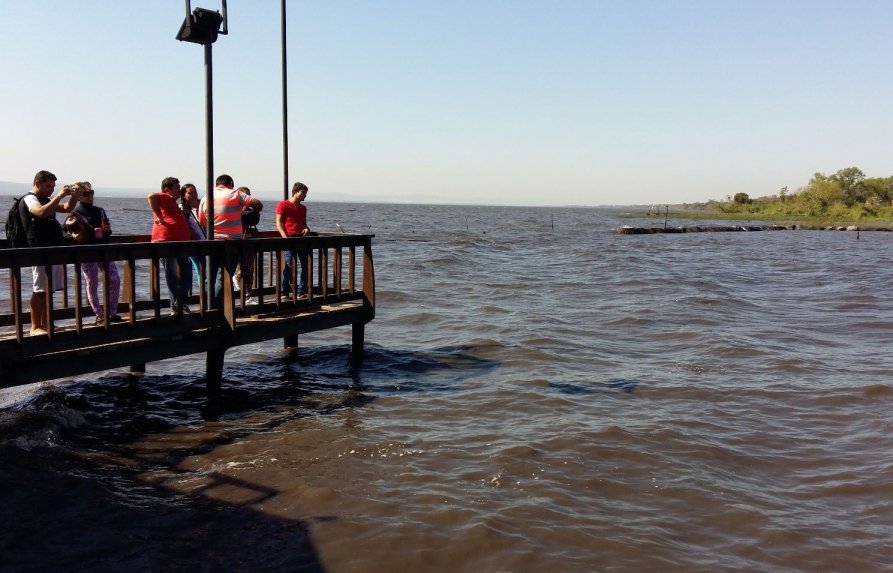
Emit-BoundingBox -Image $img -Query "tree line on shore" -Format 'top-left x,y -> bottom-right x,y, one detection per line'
706,167 -> 893,220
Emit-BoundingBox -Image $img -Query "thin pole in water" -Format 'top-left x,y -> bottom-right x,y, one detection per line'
664,205 -> 669,230
551,212 -> 554,230
465,216 -> 469,231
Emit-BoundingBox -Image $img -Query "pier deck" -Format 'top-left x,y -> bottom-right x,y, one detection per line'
0,232 -> 375,392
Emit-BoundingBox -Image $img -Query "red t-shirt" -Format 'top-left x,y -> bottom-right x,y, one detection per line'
276,200 -> 307,237
151,193 -> 191,242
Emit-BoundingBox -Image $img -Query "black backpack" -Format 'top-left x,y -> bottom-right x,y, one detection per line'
5,193 -> 31,248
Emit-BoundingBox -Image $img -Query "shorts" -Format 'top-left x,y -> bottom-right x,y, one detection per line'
32,265 -> 65,293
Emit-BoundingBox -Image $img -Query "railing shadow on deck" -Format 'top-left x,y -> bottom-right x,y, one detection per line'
0,231 -> 375,389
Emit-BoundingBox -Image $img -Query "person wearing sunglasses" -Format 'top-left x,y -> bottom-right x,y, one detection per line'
72,182 -> 121,325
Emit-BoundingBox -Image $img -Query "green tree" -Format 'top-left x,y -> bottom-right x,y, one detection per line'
733,192 -> 751,204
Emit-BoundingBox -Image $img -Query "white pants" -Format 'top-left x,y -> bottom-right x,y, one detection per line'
31,265 -> 65,294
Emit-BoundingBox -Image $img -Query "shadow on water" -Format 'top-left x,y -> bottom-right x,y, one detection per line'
354,342 -> 502,393
0,441 -> 326,572
0,341 -> 503,572
548,378 -> 642,395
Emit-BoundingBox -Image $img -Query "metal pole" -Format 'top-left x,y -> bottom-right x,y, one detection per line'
204,41 -> 215,239
204,41 -> 215,309
281,0 -> 289,200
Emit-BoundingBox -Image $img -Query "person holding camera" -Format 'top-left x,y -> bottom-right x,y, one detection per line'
22,170 -> 81,335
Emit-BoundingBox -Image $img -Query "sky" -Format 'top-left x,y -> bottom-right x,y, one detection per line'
3,0 -> 893,207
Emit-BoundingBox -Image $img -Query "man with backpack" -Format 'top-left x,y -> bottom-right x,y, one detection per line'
198,174 -> 263,309
21,170 -> 82,335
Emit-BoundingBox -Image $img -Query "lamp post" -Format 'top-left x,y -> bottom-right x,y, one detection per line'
176,0 -> 228,240
281,0 -> 289,200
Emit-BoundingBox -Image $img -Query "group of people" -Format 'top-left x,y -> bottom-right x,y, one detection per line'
18,169 -> 313,335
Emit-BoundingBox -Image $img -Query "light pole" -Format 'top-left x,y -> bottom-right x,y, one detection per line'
281,0 -> 289,200
176,0 -> 228,240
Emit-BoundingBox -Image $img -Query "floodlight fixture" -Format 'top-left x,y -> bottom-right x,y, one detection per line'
176,0 -> 228,45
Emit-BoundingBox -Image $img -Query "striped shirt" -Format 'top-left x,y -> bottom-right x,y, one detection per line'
198,187 -> 250,240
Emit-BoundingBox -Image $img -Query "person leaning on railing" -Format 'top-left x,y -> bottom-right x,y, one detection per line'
198,174 -> 262,309
23,170 -> 81,336
148,177 -> 195,315
275,182 -> 311,300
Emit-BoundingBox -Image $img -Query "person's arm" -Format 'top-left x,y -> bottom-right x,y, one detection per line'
100,209 -> 112,237
147,193 -> 164,225
248,196 -> 263,212
56,190 -> 81,214
29,186 -> 75,218
197,198 -> 207,227
275,211 -> 288,238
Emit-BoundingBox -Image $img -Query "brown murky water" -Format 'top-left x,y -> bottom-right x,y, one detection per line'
2,199 -> 892,572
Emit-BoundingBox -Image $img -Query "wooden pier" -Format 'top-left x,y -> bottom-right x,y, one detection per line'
0,232 -> 375,395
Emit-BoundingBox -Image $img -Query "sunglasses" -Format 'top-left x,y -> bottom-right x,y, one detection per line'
81,190 -> 95,196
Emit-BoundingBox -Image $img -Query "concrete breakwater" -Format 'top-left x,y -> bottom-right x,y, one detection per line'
612,224 -> 884,234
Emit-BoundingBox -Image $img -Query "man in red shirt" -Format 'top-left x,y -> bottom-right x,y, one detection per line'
275,182 -> 310,299
148,177 -> 195,314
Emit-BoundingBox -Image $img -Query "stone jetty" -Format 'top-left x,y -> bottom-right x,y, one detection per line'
611,224 -> 884,234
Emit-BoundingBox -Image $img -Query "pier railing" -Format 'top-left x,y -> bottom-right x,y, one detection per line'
0,232 -> 375,389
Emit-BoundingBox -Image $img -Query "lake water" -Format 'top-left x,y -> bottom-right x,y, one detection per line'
1,197 -> 892,572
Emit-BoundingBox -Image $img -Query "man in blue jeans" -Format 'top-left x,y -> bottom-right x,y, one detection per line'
275,182 -> 311,299
148,177 -> 196,315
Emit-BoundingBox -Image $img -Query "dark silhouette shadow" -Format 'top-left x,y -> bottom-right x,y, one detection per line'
0,341 -> 504,572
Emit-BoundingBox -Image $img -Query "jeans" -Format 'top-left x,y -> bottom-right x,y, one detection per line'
209,248 -> 240,308
162,257 -> 192,308
281,249 -> 310,296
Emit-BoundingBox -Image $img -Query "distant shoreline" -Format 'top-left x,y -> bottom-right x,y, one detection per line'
622,210 -> 893,231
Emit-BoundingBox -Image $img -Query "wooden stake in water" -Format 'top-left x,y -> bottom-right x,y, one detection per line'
664,205 -> 669,230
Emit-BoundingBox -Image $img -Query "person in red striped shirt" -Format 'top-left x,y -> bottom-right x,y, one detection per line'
198,174 -> 263,308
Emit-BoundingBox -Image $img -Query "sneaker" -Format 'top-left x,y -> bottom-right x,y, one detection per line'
297,294 -> 309,300
94,315 -> 105,326
29,328 -> 48,336
244,297 -> 256,305
109,314 -> 123,323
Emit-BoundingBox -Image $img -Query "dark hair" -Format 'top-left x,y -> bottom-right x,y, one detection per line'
291,182 -> 308,196
215,174 -> 234,187
33,170 -> 57,185
161,176 -> 180,190
179,184 -> 196,216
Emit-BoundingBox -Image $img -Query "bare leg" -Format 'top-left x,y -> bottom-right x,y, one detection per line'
30,292 -> 47,332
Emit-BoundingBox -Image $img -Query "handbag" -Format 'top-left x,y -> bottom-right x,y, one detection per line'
64,212 -> 94,244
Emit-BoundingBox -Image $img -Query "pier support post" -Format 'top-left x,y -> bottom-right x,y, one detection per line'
206,347 -> 225,398
124,363 -> 145,384
284,335 -> 298,349
351,322 -> 364,362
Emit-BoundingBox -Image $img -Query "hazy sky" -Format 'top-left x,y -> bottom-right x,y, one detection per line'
3,1 -> 892,206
